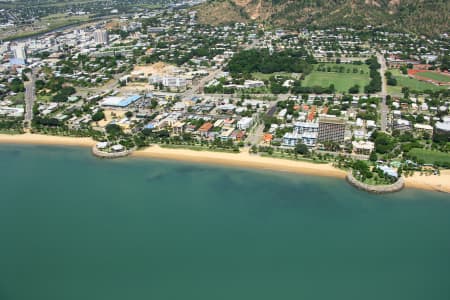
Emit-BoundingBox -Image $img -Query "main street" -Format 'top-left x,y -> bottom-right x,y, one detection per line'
377,52 -> 389,132
182,69 -> 223,99
24,70 -> 36,128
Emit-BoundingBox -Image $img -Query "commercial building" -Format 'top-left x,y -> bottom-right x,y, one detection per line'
11,43 -> 27,65
93,29 -> 109,45
393,119 -> 411,132
100,95 -> 142,107
237,117 -> 253,130
318,117 -> 345,144
243,80 -> 264,89
293,122 -> 319,134
150,75 -> 187,89
413,123 -> 433,135
283,131 -> 317,147
352,141 -> 375,155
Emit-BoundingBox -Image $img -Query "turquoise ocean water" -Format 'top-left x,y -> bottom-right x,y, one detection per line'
0,144 -> 449,300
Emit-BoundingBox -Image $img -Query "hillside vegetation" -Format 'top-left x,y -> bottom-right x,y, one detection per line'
195,0 -> 450,36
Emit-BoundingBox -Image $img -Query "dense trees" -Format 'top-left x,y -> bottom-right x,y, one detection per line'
364,57 -> 382,93
440,54 -> 450,72
352,160 -> 372,180
372,131 -> 396,154
295,143 -> 308,155
226,49 -> 315,75
52,86 -> 76,102
385,71 -> 397,86
348,84 -> 360,94
92,111 -> 105,122
106,124 -> 123,137
10,78 -> 25,93
0,119 -> 24,132
291,81 -> 336,94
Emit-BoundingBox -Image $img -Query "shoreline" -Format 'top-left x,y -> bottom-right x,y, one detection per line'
132,145 -> 346,179
0,133 -> 95,147
1,133 -> 449,194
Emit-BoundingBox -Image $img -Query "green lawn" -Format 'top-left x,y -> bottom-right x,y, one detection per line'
303,71 -> 370,93
418,71 -> 450,83
408,148 -> 450,164
37,95 -> 53,102
9,92 -> 25,104
387,69 -> 445,94
301,63 -> 370,93
314,63 -> 369,74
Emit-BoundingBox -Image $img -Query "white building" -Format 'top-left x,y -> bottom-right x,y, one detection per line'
352,141 -> 375,155
93,29 -> 109,45
11,43 -> 27,64
293,122 -> 319,134
237,117 -> 253,130
283,131 -> 317,147
243,80 -> 264,89
393,119 -> 411,131
150,76 -> 187,88
436,116 -> 450,133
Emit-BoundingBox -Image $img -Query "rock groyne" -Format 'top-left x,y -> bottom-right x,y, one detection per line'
346,172 -> 405,194
92,146 -> 133,159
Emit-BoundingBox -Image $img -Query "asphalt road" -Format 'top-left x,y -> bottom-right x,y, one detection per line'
377,52 -> 389,132
24,71 -> 36,128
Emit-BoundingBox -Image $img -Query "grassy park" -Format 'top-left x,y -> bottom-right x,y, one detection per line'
387,69 -> 445,94
408,148 -> 450,165
302,63 -> 370,93
418,71 -> 450,83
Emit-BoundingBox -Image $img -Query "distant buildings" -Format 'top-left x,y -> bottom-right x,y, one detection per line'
100,95 -> 141,107
283,122 -> 319,147
435,116 -> 450,134
318,117 -> 345,144
11,43 -> 27,65
93,29 -> 109,45
150,75 -> 187,89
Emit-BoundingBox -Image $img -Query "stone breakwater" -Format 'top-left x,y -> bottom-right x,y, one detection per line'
346,172 -> 405,194
92,146 -> 133,159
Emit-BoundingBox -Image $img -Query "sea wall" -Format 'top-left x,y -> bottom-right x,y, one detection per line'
92,146 -> 133,159
346,172 -> 405,194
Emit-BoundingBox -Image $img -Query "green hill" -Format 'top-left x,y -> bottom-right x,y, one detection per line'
196,0 -> 450,36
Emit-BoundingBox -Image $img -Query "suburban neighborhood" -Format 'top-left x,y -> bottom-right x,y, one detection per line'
0,0 -> 449,187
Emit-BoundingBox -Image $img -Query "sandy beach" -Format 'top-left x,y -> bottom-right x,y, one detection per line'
0,133 -> 95,147
133,145 -> 347,178
1,133 -> 449,193
404,171 -> 450,194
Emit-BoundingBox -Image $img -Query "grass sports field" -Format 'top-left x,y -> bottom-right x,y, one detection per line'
302,63 -> 370,93
418,71 -> 450,83
408,148 -> 450,165
387,69 -> 445,94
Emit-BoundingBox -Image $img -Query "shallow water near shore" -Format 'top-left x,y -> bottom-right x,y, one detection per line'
1,144 -> 450,300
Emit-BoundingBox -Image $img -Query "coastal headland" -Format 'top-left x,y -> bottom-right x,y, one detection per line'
1,133 -> 449,194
